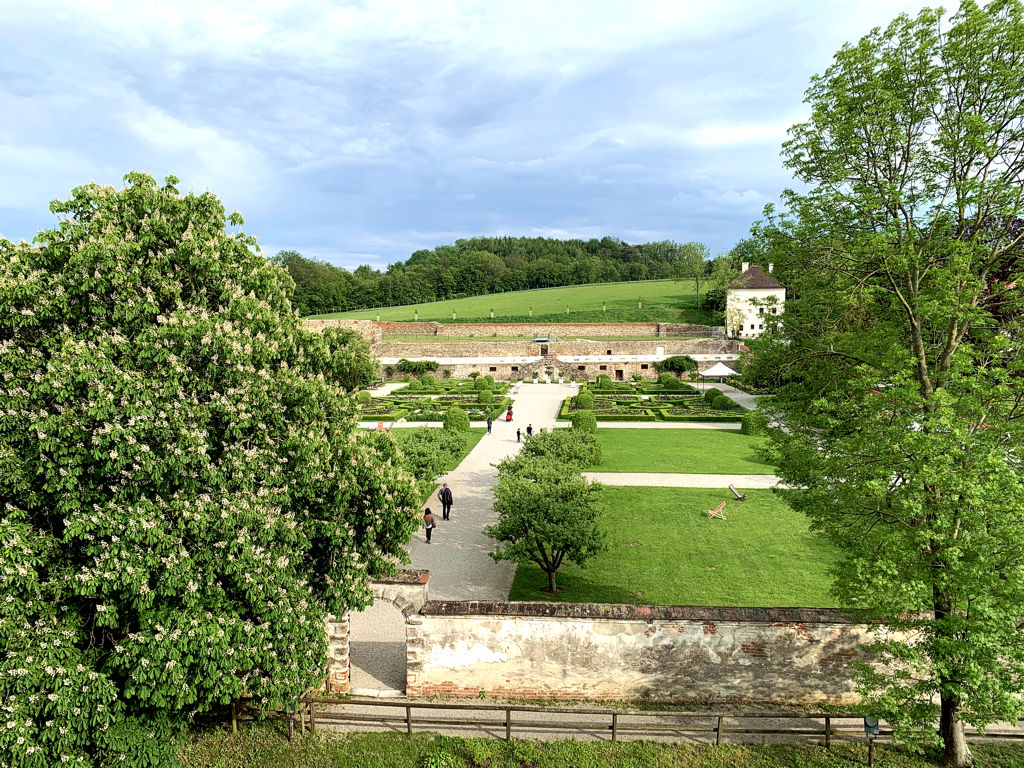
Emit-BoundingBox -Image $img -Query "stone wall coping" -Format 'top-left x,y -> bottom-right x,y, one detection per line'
375,568 -> 430,585
420,600 -> 855,624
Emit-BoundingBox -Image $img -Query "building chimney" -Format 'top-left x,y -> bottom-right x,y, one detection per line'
768,263 -> 774,273
741,261 -> 749,273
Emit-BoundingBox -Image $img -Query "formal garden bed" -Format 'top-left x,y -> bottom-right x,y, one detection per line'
509,487 -> 838,607
559,392 -> 744,423
358,395 -> 512,422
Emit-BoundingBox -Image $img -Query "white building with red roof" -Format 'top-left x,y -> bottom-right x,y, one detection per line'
726,262 -> 785,339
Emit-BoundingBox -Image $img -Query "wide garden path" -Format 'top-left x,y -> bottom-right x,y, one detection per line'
405,382 -> 576,601
584,472 -> 780,488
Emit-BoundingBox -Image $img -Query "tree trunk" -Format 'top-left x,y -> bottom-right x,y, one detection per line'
939,694 -> 972,767
547,569 -> 557,593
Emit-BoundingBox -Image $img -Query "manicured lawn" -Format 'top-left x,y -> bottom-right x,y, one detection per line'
509,488 -> 838,607
593,428 -> 773,474
309,279 -> 719,325
446,428 -> 486,471
182,722 -> 1024,767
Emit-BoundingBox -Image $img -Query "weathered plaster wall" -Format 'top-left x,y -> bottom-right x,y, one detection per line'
404,602 -> 868,705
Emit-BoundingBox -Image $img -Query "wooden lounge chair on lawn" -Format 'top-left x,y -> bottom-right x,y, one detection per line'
707,501 -> 726,520
729,485 -> 747,501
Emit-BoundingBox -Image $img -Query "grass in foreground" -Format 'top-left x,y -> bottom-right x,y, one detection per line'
182,722 -> 1024,767
592,428 -> 774,474
509,488 -> 838,607
310,279 -> 718,325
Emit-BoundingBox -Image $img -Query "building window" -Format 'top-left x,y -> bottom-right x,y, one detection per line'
599,365 -> 608,371
750,324 -> 755,330
640,364 -> 649,370
511,366 -> 519,372
489,366 -> 497,372
606,349 -> 612,355
577,366 -> 586,371
758,324 -> 763,330
772,308 -> 778,314
758,307 -> 764,314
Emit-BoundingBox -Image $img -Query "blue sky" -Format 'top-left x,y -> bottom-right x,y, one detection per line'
1,0 -> 935,270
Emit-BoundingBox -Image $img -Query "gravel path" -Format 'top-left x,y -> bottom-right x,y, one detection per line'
585,472 -> 780,488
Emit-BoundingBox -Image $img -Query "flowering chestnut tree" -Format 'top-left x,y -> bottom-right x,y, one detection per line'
0,173 -> 420,766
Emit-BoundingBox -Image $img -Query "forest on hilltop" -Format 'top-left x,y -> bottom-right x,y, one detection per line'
276,236 -> 720,316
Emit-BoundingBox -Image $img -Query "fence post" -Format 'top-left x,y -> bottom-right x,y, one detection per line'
825,716 -> 831,749
406,706 -> 413,736
612,712 -> 618,743
505,708 -> 512,742
715,716 -> 723,745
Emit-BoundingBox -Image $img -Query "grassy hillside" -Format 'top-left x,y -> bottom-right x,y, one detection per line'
308,279 -> 719,324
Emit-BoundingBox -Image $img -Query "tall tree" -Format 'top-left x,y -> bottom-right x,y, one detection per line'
677,241 -> 711,312
750,4 -> 1024,765
0,173 -> 420,766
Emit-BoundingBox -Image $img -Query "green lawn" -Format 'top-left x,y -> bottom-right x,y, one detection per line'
445,428 -> 486,472
182,722 -> 1024,767
509,488 -> 838,607
309,279 -> 719,325
593,428 -> 773,474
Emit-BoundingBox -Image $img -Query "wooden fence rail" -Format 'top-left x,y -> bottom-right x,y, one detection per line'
234,696 -> 1024,748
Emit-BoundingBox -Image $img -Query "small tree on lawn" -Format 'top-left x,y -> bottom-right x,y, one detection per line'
443,407 -> 471,432
0,173 -> 420,766
487,457 -> 604,594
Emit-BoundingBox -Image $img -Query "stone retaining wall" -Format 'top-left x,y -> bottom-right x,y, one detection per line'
303,319 -> 383,345
404,602 -> 869,705
376,339 -> 740,359
375,321 -> 722,338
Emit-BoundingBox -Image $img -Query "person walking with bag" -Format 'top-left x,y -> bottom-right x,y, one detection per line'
423,508 -> 436,543
437,482 -> 454,521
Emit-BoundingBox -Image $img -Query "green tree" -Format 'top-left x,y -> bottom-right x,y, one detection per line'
519,428 -> 602,468
570,410 -> 598,434
486,457 -> 604,594
443,407 -> 471,432
0,173 -> 420,766
575,390 -> 595,410
752,4 -> 1024,765
676,241 -> 710,311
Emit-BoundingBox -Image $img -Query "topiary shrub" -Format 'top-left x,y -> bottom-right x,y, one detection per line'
658,372 -> 677,386
595,374 -> 613,388
384,365 -> 395,378
442,368 -> 453,378
421,374 -> 436,386
662,377 -> 683,391
356,390 -> 372,404
443,407 -> 471,432
474,377 -> 489,390
740,411 -> 767,435
570,410 -> 598,434
407,378 -> 422,391
576,390 -> 595,410
704,387 -> 723,403
632,372 -> 644,382
712,395 -> 739,411
484,374 -> 495,385
478,389 -> 494,404
468,371 -> 481,380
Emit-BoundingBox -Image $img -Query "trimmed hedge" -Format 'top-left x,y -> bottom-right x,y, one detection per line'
576,390 -> 595,410
740,411 -> 767,435
570,410 -> 598,433
593,410 -> 658,422
703,387 -> 723,403
355,390 -> 372,404
659,413 -> 744,423
478,389 -> 494,404
442,407 -> 471,431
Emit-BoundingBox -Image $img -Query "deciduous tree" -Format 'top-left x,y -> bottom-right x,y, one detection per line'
0,173 -> 420,766
751,4 -> 1024,764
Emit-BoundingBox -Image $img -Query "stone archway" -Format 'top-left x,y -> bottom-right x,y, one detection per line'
325,570 -> 428,695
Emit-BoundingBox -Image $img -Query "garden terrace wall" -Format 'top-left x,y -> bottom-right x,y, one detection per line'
403,601 -> 871,705
375,339 -> 741,359
375,322 -> 723,338
303,319 -> 383,345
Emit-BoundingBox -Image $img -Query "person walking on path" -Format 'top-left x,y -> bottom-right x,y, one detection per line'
526,424 -> 533,437
437,482 -> 454,521
423,508 -> 436,543
516,428 -> 521,443
486,416 -> 493,434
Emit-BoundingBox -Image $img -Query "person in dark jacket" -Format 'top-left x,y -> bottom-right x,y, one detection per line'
486,416 -> 493,434
437,483 -> 453,520
526,424 -> 533,437
423,508 -> 436,543
516,428 -> 521,443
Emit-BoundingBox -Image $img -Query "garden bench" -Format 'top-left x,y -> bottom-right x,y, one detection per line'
728,485 -> 746,501
707,501 -> 726,520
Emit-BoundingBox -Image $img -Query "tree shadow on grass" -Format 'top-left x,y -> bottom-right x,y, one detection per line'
508,565 -> 646,604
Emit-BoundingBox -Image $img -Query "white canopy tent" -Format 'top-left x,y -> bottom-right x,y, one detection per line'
698,361 -> 738,391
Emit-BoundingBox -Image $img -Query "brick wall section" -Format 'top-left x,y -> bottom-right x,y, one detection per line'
404,601 -> 875,705
374,321 -> 722,338
303,319 -> 383,345
376,339 -> 741,358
